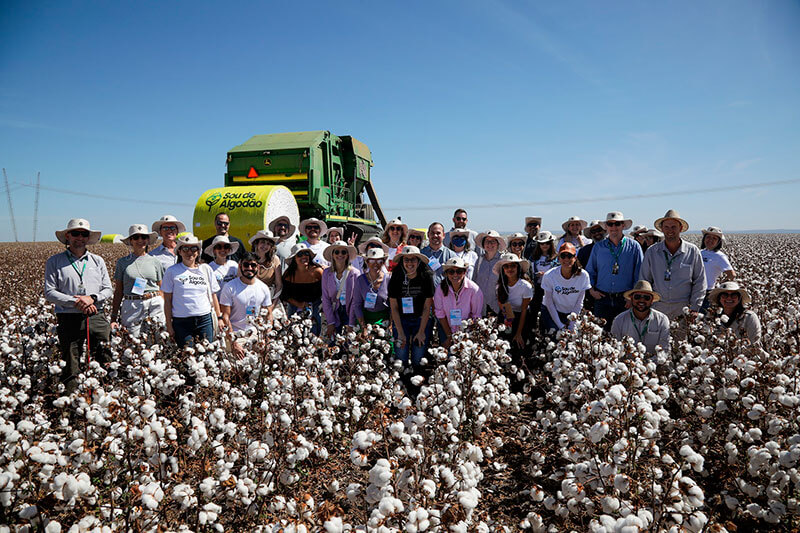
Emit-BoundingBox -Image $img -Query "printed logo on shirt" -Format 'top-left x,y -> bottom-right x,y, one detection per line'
554,285 -> 580,296
175,273 -> 208,286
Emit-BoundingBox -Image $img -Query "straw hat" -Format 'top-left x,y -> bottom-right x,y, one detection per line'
583,220 -> 605,238
506,232 -> 527,247
287,244 -> 316,262
56,218 -> 102,245
151,215 -> 186,234
654,209 -> 689,232
492,252 -> 530,275
561,216 -> 588,233
623,280 -> 662,302
299,217 -> 328,237
174,234 -> 203,253
358,236 -> 390,254
383,218 -> 409,238
323,241 -> 357,263
601,212 -> 633,231
535,230 -> 556,243
709,281 -> 751,306
268,216 -> 297,237
394,245 -> 429,265
203,235 -> 240,258
121,224 -> 158,246
442,257 -> 469,272
525,216 -> 542,227
248,229 -> 278,247
476,230 -> 507,251
630,224 -> 648,236
326,227 -> 344,241
407,228 -> 426,240
701,226 -> 725,241
363,247 -> 388,262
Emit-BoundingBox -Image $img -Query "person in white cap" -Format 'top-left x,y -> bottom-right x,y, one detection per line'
381,218 -> 409,262
558,216 -> 591,250
388,245 -> 435,368
298,217 -> 330,268
351,247 -> 392,327
434,257 -> 484,348
443,208 -> 478,249
640,210 -> 707,319
447,228 -> 478,279
162,234 -> 221,347
522,216 -> 542,261
586,212 -> 644,330
421,222 -> 456,287
149,215 -> 186,272
472,230 -> 506,316
321,242 -> 359,340
205,235 -> 240,294
44,218 -> 113,393
110,224 -> 165,337
708,281 -> 760,346
269,216 -> 297,272
219,252 -> 273,359
611,280 -> 671,355
201,212 -> 245,264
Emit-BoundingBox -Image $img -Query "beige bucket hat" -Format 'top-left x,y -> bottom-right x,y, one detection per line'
583,220 -> 605,238
121,224 -> 159,246
525,216 -> 542,228
326,227 -> 344,241
601,212 -> 633,231
204,235 -> 240,258
363,247 -> 388,262
56,218 -> 102,245
323,241 -> 357,263
476,230 -> 507,251
174,233 -> 203,253
383,218 -> 409,239
709,281 -> 751,306
407,228 -> 426,240
654,209 -> 689,232
623,280 -> 662,302
268,216 -> 297,237
506,232 -> 527,248
492,252 -> 530,275
358,236 -> 390,254
630,224 -> 648,236
442,256 -> 469,272
248,229 -> 278,247
561,216 -> 588,233
535,230 -> 556,243
151,215 -> 186,234
394,245 -> 429,265
701,226 -> 725,241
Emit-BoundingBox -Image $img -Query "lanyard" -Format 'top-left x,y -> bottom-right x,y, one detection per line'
608,237 -> 626,263
67,251 -> 87,282
662,250 -> 679,272
629,311 -> 650,340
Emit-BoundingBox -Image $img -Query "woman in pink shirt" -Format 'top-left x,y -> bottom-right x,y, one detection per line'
434,257 -> 484,349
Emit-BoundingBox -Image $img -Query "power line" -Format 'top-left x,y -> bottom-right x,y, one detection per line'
2,169 -> 19,242
13,181 -> 194,207
33,172 -> 41,242
384,178 -> 800,211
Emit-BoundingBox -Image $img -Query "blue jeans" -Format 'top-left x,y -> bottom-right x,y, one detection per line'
593,294 -> 627,331
394,315 -> 429,366
287,299 -> 322,336
540,305 -> 570,337
172,313 -> 214,347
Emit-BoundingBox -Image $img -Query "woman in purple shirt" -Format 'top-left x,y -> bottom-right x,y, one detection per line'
434,257 -> 484,349
351,247 -> 392,327
321,242 -> 358,340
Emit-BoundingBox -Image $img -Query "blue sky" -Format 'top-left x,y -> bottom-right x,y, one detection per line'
1,0 -> 798,242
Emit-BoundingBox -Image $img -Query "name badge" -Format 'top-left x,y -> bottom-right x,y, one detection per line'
215,271 -> 224,282
339,291 -> 346,305
401,297 -> 414,314
246,305 -> 257,316
365,292 -> 378,309
131,277 -> 147,296
77,282 -> 86,296
427,256 -> 441,271
449,308 -> 462,327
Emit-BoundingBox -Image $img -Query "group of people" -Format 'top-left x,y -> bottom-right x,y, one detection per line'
44,207 -> 760,393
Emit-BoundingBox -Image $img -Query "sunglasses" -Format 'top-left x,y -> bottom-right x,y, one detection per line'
560,253 -> 575,259
719,292 -> 740,299
502,263 -> 519,269
510,241 -> 524,247
526,222 -> 540,227
181,246 -> 199,253
388,226 -> 403,232
215,221 -> 230,226
70,230 -> 90,238
275,222 -> 289,228
131,234 -> 150,241
305,225 -> 320,231
161,225 -> 179,232
296,252 -> 313,259
446,269 -> 466,275
606,221 -> 623,227
240,262 -> 258,269
454,216 -> 467,221
366,243 -> 382,249
333,249 -> 349,256
408,235 -> 422,240
632,294 -> 652,301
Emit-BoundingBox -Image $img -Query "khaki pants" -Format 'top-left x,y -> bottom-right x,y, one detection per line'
120,295 -> 165,337
56,312 -> 111,393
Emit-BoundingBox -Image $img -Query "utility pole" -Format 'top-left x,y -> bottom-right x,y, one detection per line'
33,172 -> 41,242
2,168 -> 19,242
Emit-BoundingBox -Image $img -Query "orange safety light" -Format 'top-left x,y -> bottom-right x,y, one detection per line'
247,167 -> 259,178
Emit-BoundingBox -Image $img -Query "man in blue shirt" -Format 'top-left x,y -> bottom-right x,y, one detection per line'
586,212 -> 643,331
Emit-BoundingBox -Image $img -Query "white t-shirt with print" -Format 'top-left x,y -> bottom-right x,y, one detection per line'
506,279 -> 534,312
302,241 -> 330,267
162,263 -> 220,318
533,256 -> 559,285
218,277 -> 272,332
701,249 -> 733,288
210,260 -> 239,294
541,267 -> 592,314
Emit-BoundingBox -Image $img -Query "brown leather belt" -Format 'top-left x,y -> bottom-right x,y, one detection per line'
124,292 -> 160,301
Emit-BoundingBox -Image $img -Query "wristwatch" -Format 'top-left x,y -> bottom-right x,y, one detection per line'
91,294 -> 98,304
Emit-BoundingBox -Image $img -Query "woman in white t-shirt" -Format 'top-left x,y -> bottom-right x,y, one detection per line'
700,226 -> 735,311
541,242 -> 591,336
493,253 -> 533,350
205,235 -> 239,295
163,234 -> 221,347
448,228 -> 479,279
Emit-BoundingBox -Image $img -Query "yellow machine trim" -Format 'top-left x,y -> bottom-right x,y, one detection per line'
326,215 -> 377,225
232,173 -> 308,183
291,191 -> 308,197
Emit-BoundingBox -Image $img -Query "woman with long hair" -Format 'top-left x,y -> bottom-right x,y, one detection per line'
281,245 -> 324,335
388,245 -> 434,368
434,257 -> 483,349
709,281 -> 761,346
351,247 -> 392,327
321,242 -> 358,339
540,243 -> 591,335
381,218 -> 409,262
530,230 -> 559,329
162,234 -> 221,347
557,216 -> 591,250
110,224 -> 165,337
493,253 -> 533,350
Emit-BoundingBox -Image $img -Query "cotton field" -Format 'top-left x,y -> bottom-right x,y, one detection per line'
0,236 -> 798,532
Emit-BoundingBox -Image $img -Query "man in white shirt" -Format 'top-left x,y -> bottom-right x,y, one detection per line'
219,252 -> 273,358
298,217 -> 330,267
270,216 -> 297,272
